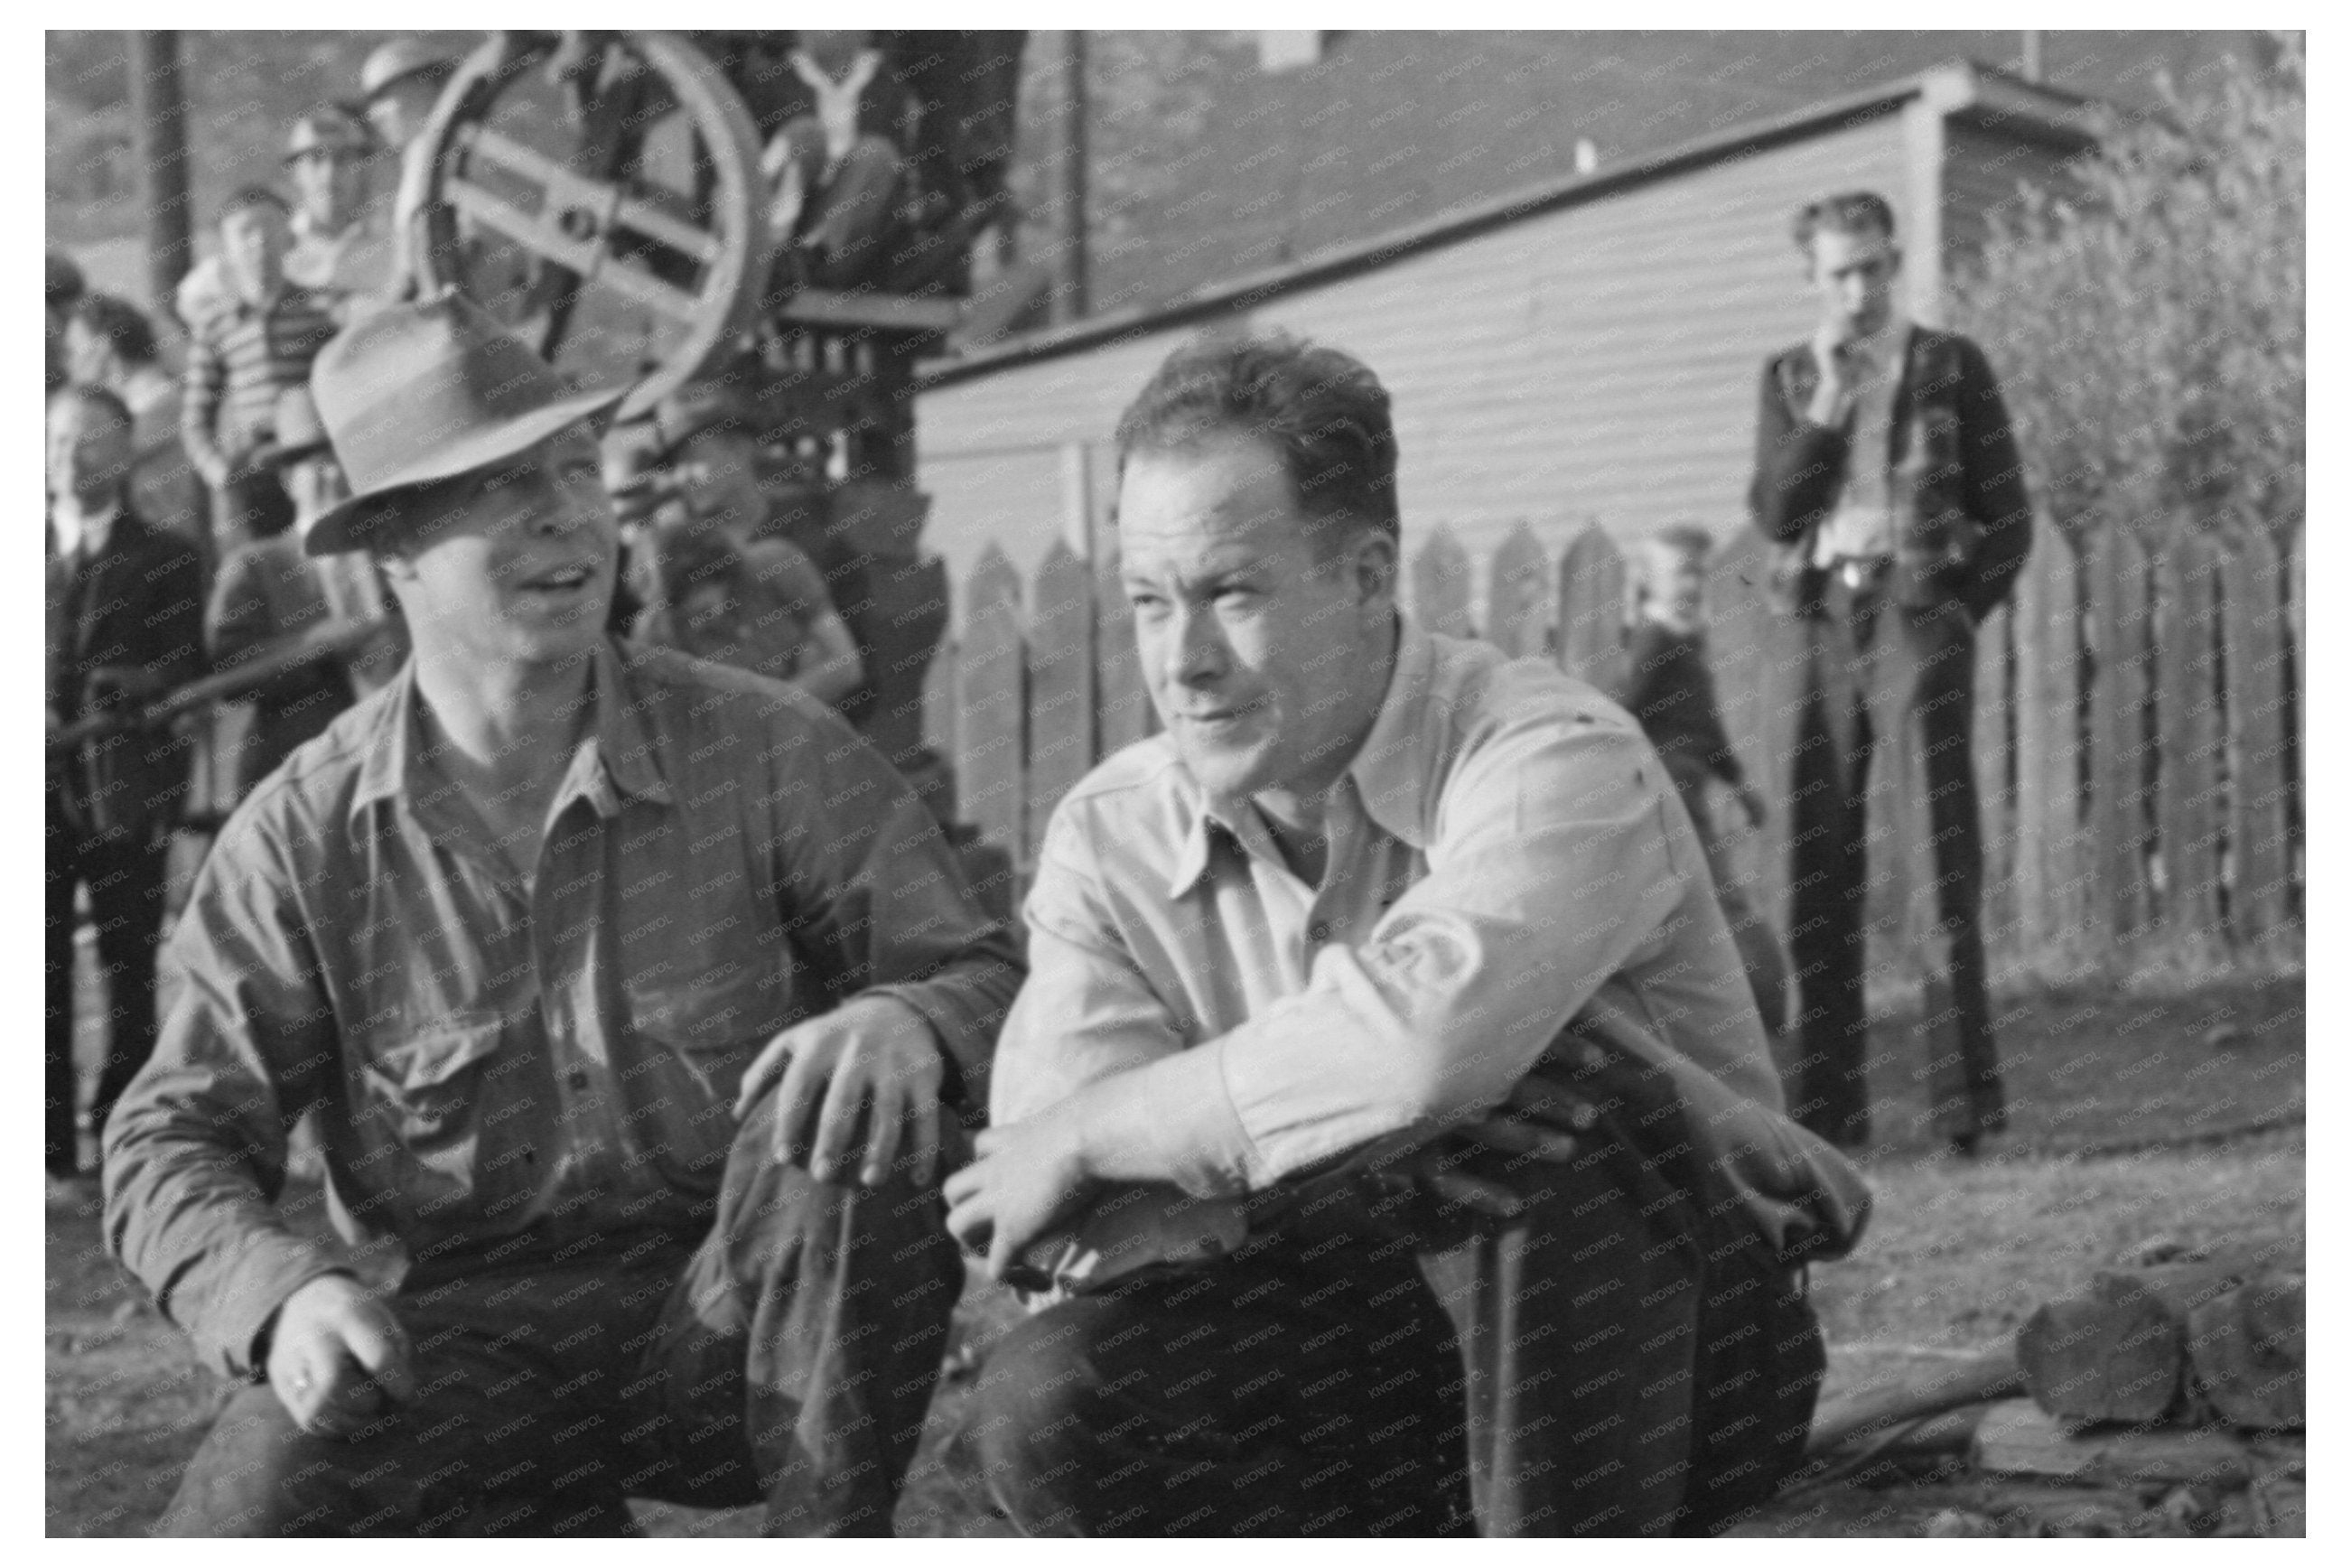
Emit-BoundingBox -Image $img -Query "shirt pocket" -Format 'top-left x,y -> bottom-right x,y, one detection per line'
355,1015 -> 507,1154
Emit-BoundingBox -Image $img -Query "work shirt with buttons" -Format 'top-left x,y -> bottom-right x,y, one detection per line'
104,639 -> 1022,1377
993,615 -> 1867,1291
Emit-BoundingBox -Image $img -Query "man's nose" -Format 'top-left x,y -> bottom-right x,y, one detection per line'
1162,603 -> 1228,687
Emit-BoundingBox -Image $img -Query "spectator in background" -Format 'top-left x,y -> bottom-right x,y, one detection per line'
632,386 -> 864,706
46,250 -> 84,396
630,524 -> 862,705
283,108 -> 400,314
66,293 -> 208,564
1616,524 -> 1787,1033
359,37 -> 456,159
181,186 -> 336,557
207,388 -> 405,799
1619,525 -> 1768,854
1747,190 -> 2033,1157
747,31 -> 914,285
46,386 -> 206,1181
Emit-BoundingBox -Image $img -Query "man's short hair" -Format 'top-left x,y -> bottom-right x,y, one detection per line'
218,184 -> 292,225
69,293 -> 160,369
1115,332 -> 1400,554
1792,191 -> 1897,252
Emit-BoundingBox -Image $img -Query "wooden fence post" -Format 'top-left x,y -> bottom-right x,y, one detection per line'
1556,521 -> 1628,692
956,547 -> 1027,862
2085,524 -> 2154,959
1487,522 -> 1553,660
2153,521 -> 2229,966
2220,527 -> 2295,954
1411,526 -> 1476,638
1025,542 -> 1095,864
2010,525 -> 2084,975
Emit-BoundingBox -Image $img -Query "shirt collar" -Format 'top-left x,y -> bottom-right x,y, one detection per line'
1162,611 -> 1434,898
55,499 -> 126,562
349,639 -> 673,828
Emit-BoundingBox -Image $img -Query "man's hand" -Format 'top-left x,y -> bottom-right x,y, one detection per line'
264,1274 -> 416,1437
735,993 -> 946,1188
1806,318 -> 1858,426
192,450 -> 231,491
1401,1073 -> 1599,1220
1737,782 -> 1769,829
942,1112 -> 1093,1283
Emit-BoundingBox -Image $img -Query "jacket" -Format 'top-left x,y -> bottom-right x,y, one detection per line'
1748,324 -> 2032,622
48,509 -> 208,845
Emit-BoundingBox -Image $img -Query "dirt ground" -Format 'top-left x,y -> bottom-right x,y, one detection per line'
45,967 -> 2303,1537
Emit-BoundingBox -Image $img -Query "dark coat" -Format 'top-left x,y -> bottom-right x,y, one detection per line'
49,509 -> 208,845
1747,325 -> 2032,622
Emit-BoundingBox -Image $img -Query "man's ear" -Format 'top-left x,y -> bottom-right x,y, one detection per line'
1350,529 -> 1399,607
374,545 -> 419,588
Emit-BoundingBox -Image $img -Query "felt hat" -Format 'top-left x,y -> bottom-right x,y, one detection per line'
303,290 -> 627,556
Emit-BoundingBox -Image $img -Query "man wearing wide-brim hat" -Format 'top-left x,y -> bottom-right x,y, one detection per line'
106,292 -> 1022,1535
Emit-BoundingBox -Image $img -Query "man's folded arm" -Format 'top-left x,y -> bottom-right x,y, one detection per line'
1067,717 -> 1693,1198
100,813 -> 343,1380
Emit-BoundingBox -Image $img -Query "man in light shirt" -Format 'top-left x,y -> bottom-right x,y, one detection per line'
1746,191 -> 2034,1157
946,334 -> 1869,1536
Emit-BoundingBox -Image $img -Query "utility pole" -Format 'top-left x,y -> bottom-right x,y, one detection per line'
126,32 -> 193,317
1051,29 -> 1088,324
2020,30 -> 2045,83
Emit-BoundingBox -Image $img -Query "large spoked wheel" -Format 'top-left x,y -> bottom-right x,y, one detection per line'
400,30 -> 772,422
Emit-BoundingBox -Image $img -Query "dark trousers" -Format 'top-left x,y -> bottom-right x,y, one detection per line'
966,1086 -> 1824,1537
966,1236 -> 1475,1536
153,1089 -> 965,1536
45,803 -> 168,1173
1786,586 -> 2001,1147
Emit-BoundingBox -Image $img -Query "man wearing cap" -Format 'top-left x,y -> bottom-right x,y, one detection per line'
284,107 -> 400,313
179,186 -> 336,556
106,294 -> 1022,1535
205,387 -> 405,799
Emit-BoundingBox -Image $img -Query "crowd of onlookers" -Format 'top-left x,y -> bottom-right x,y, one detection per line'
45,38 -> 865,1184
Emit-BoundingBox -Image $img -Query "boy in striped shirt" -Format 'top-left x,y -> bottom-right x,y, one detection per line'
180,187 -> 338,556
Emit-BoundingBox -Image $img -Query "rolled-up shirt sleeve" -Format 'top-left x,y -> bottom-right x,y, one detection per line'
101,806 -> 347,1380
1096,716 -> 1695,1198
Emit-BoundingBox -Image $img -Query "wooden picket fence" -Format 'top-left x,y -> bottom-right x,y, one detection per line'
922,517 -> 2305,986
